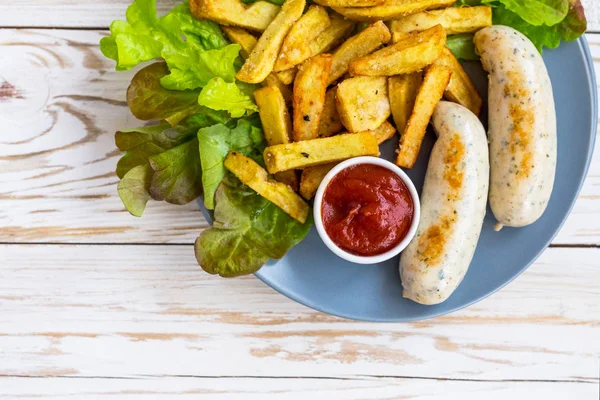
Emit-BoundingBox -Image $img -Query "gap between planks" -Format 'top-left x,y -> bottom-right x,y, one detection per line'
0,374 -> 597,384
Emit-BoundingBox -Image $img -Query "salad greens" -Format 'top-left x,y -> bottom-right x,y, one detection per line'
104,0 -> 311,276
450,0 -> 587,59
195,175 -> 312,277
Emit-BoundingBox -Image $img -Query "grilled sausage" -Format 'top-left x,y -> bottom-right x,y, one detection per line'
400,101 -> 489,305
474,25 -> 557,230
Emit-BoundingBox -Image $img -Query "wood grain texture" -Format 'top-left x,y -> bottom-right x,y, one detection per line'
0,29 -> 598,245
0,377 -> 597,400
0,244 -> 598,383
0,0 -> 597,31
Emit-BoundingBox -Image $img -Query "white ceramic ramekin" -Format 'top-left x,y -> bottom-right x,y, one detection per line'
313,156 -> 421,264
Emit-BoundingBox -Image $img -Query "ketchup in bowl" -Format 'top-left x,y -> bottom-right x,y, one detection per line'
321,163 -> 415,257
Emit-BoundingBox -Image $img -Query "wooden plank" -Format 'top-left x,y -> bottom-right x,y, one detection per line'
0,377 -> 596,399
0,0 -> 598,31
0,244 -> 598,381
0,29 -> 598,245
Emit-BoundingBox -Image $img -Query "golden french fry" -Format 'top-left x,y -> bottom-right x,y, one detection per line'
396,63 -> 452,168
390,6 -> 492,40
191,0 -> 280,32
349,24 -> 446,77
309,14 -> 357,57
225,152 -> 309,223
336,76 -> 390,132
300,163 -> 337,199
224,26 -> 292,105
254,86 -> 292,147
274,6 -> 331,72
389,72 -> 423,133
277,68 -> 298,85
434,47 -> 482,115
264,132 -> 380,173
332,0 -> 456,22
299,122 -> 396,199
328,21 -> 391,84
293,54 -> 333,141
368,120 -> 397,144
314,0 -> 385,6
318,87 -> 344,138
237,0 -> 306,84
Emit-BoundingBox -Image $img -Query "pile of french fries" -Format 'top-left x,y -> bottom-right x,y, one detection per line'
192,0 -> 491,223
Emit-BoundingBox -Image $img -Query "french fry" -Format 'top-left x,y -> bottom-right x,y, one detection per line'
237,0 -> 306,84
264,132 -> 380,173
309,14 -> 356,58
224,26 -> 293,105
332,0 -> 457,22
191,0 -> 280,32
274,6 -> 331,72
390,6 -> 492,40
328,21 -> 391,84
389,72 -> 423,133
314,0 -> 385,6
254,86 -> 292,147
349,24 -> 446,77
293,54 -> 333,142
299,122 -> 396,198
222,26 -> 257,58
225,152 -> 309,223
434,47 -> 482,115
368,120 -> 397,144
277,68 -> 298,85
396,64 -> 452,168
336,76 -> 390,132
300,163 -> 337,199
318,87 -> 344,138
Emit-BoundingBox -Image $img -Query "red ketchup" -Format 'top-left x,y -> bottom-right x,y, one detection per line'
321,164 -> 414,256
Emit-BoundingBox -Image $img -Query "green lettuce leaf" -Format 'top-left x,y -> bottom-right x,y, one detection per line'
497,0 -> 568,26
194,176 -> 313,277
558,0 -> 588,41
118,164 -> 153,217
101,0 -> 240,91
198,77 -> 259,118
148,138 -> 203,205
492,5 -> 562,51
115,122 -> 191,179
446,33 -> 479,61
197,119 -> 265,210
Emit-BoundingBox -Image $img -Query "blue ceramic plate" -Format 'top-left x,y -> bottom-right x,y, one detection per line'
201,37 -> 597,322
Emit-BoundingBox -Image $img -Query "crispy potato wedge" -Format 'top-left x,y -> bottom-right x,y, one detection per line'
264,132 -> 380,173
274,6 -> 331,72
254,86 -> 292,146
225,152 -> 309,223
224,26 -> 292,104
191,0 -> 280,32
396,63 -> 452,168
390,6 -> 492,39
309,14 -> 357,57
222,26 -> 258,58
293,54 -> 333,141
328,21 -> 391,84
349,24 -> 446,76
318,87 -> 344,138
237,0 -> 306,84
299,122 -> 396,198
336,76 -> 390,132
388,72 -> 423,133
368,120 -> 397,144
332,0 -> 456,22
434,47 -> 482,115
276,68 -> 298,85
314,0 -> 385,6
300,163 -> 337,199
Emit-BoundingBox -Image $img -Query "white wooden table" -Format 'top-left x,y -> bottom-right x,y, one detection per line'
0,1 -> 599,398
